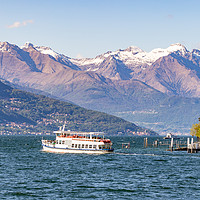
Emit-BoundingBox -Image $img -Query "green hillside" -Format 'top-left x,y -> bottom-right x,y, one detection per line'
0,80 -> 157,135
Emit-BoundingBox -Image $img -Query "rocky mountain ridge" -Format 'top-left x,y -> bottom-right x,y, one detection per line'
70,43 -> 200,97
70,43 -> 188,69
0,41 -> 200,133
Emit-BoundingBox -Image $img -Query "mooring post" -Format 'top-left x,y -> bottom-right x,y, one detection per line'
176,140 -> 179,148
170,137 -> 174,151
154,140 -> 158,147
144,137 -> 148,148
191,138 -> 194,153
195,143 -> 198,153
187,138 -> 190,152
187,138 -> 190,147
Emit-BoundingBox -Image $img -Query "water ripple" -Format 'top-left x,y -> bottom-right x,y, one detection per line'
0,135 -> 199,199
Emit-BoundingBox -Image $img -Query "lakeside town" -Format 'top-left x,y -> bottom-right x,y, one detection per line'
0,122 -> 153,136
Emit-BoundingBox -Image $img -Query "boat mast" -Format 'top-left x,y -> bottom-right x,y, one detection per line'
62,124 -> 66,131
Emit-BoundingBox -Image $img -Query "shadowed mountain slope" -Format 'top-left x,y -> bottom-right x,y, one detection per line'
0,80 -> 156,135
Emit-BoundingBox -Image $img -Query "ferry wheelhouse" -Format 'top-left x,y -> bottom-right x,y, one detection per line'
42,125 -> 114,154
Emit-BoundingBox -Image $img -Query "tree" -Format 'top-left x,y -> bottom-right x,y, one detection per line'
190,122 -> 200,141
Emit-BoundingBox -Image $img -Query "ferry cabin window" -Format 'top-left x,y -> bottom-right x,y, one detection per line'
59,140 -> 62,144
56,140 -> 58,144
78,144 -> 81,148
62,141 -> 65,144
99,146 -> 102,149
75,144 -> 77,148
93,145 -> 96,149
82,144 -> 84,148
85,144 -> 88,148
89,145 -> 92,148
72,144 -> 74,148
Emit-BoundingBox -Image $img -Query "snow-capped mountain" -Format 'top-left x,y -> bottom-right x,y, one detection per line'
69,43 -> 200,97
1,41 -> 200,97
69,43 -> 193,83
1,41 -> 200,133
103,43 -> 188,65
70,43 -> 188,70
21,42 -> 80,71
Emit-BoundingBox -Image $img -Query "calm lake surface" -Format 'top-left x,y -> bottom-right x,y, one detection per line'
0,135 -> 199,199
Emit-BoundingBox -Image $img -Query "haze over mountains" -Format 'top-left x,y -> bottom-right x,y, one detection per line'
1,79 -> 153,135
1,41 -> 200,134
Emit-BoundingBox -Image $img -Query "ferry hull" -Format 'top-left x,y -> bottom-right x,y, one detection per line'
42,145 -> 114,154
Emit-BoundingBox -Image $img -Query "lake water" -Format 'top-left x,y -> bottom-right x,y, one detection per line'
0,135 -> 199,199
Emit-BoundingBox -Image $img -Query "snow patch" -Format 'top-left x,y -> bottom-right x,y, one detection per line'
21,42 -> 72,65
102,43 -> 188,66
21,42 -> 62,59
0,42 -> 13,52
35,47 -> 58,58
70,57 -> 103,66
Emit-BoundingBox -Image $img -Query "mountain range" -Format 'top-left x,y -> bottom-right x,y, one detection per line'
0,41 -> 200,134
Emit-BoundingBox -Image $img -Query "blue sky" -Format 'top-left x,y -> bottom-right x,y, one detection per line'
0,0 -> 200,58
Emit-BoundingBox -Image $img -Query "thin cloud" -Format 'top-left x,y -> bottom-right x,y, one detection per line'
7,20 -> 34,28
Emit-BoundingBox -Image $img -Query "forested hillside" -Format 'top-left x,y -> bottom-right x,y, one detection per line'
0,80 -> 156,135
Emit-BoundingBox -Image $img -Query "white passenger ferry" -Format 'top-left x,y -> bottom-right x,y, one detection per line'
42,124 -> 114,154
